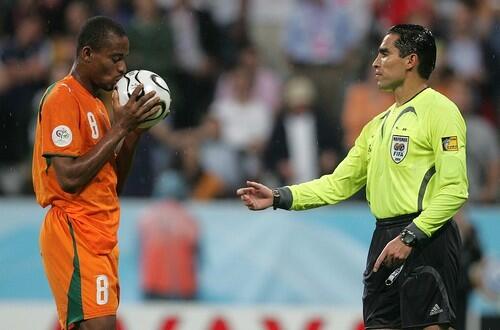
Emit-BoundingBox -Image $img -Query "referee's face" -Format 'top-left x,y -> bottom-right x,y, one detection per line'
372,33 -> 408,92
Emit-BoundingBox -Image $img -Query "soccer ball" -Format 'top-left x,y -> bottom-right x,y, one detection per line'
115,70 -> 171,128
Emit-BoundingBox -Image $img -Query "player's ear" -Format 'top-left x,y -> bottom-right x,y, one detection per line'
81,46 -> 93,63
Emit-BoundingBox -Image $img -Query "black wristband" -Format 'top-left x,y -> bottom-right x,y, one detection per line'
272,187 -> 293,210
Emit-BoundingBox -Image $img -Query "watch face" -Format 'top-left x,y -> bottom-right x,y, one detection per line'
401,230 -> 416,246
403,235 -> 413,244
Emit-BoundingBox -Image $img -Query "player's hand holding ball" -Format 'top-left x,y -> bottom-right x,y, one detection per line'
114,70 -> 172,129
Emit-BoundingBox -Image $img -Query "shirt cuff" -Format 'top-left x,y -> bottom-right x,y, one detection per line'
277,187 -> 293,210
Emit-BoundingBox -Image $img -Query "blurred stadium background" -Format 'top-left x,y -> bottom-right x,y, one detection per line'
0,0 -> 499,329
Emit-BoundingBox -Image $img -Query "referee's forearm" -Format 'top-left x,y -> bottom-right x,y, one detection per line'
413,189 -> 468,237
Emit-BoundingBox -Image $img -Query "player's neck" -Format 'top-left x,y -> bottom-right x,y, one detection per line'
71,65 -> 98,97
393,78 -> 428,107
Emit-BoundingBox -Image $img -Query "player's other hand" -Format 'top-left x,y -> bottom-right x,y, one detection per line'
112,85 -> 160,132
236,181 -> 273,211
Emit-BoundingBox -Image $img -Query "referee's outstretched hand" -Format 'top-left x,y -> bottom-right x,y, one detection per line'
373,235 -> 413,272
236,181 -> 273,211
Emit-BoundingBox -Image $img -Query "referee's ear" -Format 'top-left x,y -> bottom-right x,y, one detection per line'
406,53 -> 419,73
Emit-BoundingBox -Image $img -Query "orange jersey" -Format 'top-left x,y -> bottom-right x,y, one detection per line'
33,75 -> 120,254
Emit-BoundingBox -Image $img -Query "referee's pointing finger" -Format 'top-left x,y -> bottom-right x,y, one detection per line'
373,248 -> 387,272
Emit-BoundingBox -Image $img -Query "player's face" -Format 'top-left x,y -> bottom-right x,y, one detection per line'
89,33 -> 129,91
372,33 -> 408,91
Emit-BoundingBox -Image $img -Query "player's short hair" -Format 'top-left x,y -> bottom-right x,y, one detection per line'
76,16 -> 126,55
388,24 -> 436,80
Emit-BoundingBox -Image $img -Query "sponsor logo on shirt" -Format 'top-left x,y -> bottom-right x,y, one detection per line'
441,136 -> 458,151
391,135 -> 409,163
52,125 -> 72,147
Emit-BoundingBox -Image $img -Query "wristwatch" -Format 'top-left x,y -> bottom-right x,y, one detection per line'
400,228 -> 417,247
272,189 -> 280,210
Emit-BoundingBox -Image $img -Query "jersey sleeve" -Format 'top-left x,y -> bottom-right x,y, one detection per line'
413,101 -> 468,236
39,85 -> 83,158
288,118 -> 372,210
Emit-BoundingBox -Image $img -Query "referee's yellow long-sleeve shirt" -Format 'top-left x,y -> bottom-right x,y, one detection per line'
287,88 -> 468,238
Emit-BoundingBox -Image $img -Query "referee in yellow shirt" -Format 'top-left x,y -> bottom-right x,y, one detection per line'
237,24 -> 467,330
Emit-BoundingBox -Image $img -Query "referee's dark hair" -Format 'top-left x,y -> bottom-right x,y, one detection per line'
76,16 -> 126,55
388,24 -> 437,80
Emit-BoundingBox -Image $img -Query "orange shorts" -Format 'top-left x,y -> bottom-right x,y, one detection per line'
40,207 -> 119,330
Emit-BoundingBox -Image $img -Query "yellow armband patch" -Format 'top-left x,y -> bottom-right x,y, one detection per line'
441,136 -> 458,151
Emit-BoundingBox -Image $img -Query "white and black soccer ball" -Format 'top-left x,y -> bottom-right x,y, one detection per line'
115,70 -> 171,128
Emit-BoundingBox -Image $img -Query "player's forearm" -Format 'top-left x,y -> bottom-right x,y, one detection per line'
53,126 -> 129,193
115,130 -> 142,194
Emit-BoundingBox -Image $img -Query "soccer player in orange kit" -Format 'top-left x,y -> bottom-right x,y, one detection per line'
32,16 -> 160,329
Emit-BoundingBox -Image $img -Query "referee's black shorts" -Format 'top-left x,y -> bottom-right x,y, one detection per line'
362,213 -> 462,329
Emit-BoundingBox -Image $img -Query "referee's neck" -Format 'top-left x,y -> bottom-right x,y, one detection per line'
394,79 -> 428,106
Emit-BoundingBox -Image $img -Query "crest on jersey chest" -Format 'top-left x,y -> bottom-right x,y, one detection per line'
391,135 -> 409,163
